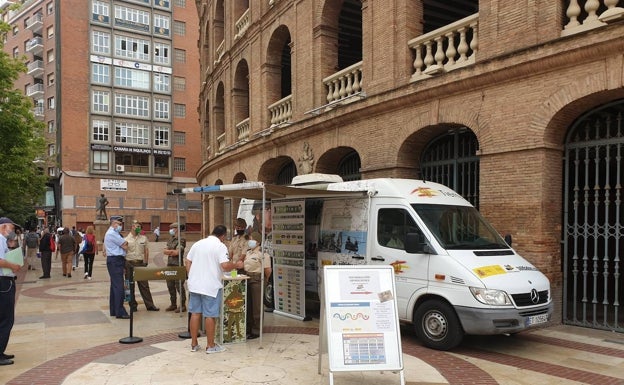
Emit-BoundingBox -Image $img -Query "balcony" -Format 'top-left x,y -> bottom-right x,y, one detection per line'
33,105 -> 44,119
236,117 -> 250,141
562,0 -> 624,36
214,39 -> 225,65
216,132 -> 226,154
0,1 -> 14,10
27,13 -> 43,35
26,36 -> 43,56
234,8 -> 250,40
26,83 -> 44,98
268,95 -> 292,126
408,13 -> 478,82
27,60 -> 44,78
323,61 -> 363,104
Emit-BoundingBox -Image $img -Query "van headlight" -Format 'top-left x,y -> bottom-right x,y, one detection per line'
470,287 -> 512,306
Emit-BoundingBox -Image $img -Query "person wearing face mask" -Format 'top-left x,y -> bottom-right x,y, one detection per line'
0,217 -> 22,366
228,218 -> 248,273
243,232 -> 272,340
104,216 -> 130,319
163,222 -> 187,312
124,220 -> 159,312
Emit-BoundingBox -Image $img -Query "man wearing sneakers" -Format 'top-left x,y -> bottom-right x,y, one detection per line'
186,225 -> 242,354
163,223 -> 186,312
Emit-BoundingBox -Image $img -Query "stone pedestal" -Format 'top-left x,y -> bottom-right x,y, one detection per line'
94,219 -> 109,252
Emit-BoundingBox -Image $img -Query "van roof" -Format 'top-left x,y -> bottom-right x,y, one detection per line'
327,179 -> 472,206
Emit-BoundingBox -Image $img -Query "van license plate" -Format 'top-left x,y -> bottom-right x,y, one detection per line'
526,314 -> 548,326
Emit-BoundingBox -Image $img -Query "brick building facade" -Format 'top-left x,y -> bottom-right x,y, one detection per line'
196,0 -> 624,330
2,0 -> 202,235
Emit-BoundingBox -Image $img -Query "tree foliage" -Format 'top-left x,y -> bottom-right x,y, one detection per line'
0,21 -> 47,225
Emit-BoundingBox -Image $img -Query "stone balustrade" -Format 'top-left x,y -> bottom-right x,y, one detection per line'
235,8 -> 250,40
408,13 -> 478,82
268,95 -> 292,126
323,61 -> 363,104
236,117 -> 250,140
562,0 -> 624,36
215,40 -> 225,65
216,132 -> 226,153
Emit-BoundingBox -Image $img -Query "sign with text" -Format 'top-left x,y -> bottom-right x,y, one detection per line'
323,265 -> 403,372
101,179 -> 127,191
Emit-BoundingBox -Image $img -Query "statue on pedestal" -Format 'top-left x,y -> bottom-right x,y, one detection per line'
96,194 -> 109,220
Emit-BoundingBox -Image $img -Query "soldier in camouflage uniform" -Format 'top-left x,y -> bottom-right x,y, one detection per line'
163,223 -> 186,312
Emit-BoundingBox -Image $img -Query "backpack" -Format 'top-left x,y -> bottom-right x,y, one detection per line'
84,235 -> 94,253
25,233 -> 39,248
49,235 -> 56,252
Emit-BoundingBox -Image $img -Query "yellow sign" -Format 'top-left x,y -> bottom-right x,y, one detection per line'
473,265 -> 507,278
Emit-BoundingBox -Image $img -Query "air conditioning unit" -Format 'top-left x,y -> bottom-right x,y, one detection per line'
115,165 -> 125,172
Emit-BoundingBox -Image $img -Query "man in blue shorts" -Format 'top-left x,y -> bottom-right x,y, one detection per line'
185,225 -> 242,353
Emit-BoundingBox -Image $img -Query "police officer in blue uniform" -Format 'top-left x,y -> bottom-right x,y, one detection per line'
104,215 -> 130,319
0,217 -> 22,365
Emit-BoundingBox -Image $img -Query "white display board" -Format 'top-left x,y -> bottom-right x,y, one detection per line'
323,265 -> 403,375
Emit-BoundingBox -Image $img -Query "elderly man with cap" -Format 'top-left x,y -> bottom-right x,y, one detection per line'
163,222 -> 186,312
0,217 -> 22,365
104,215 -> 130,319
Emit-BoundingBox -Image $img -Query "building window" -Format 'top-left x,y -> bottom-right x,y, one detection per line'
154,42 -> 170,65
12,47 -> 18,58
47,49 -> 54,62
173,21 -> 185,36
92,90 -> 110,113
47,73 -> 55,86
174,48 -> 186,63
174,131 -> 185,145
12,26 -> 18,36
114,5 -> 150,30
47,1 -> 54,14
47,97 -> 55,109
48,167 -> 56,177
92,31 -> 111,54
48,144 -> 55,156
114,67 -> 150,90
115,35 -> 150,61
173,157 -> 186,172
153,73 -> 170,93
92,150 -> 109,171
115,121 -> 149,145
47,26 -> 54,39
92,119 -> 110,141
47,120 -> 55,133
23,17 -> 29,28
114,93 -> 149,118
115,152 -> 149,173
154,155 -> 169,175
91,63 -> 110,84
154,14 -> 170,36
174,104 -> 186,118
154,98 -> 170,120
173,76 -> 186,91
154,125 -> 170,146
174,0 -> 186,7
92,0 -> 110,22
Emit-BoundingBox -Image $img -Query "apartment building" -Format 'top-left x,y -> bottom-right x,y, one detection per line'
2,0 -> 202,234
196,0 -> 624,331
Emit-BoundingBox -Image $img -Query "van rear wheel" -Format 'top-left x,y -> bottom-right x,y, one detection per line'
414,300 -> 463,350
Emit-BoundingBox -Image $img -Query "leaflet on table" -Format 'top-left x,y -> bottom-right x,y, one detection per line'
1,247 -> 23,275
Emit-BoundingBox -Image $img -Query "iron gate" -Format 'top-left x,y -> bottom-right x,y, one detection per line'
420,128 -> 480,208
563,99 -> 624,331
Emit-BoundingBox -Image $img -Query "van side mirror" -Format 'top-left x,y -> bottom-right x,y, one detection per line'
405,232 -> 432,254
504,234 -> 512,247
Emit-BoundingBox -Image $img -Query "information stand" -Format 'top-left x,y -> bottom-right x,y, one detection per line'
217,274 -> 249,344
322,265 -> 404,385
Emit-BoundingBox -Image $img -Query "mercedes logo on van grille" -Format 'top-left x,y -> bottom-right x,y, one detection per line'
530,288 -> 539,304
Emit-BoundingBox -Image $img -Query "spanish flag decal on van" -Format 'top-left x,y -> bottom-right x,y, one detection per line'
410,187 -> 437,197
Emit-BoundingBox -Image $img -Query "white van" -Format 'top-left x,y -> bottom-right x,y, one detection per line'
236,175 -> 553,350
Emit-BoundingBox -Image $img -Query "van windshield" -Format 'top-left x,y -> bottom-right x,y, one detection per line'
412,204 -> 510,250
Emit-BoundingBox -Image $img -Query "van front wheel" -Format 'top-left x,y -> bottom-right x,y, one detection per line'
414,300 -> 463,350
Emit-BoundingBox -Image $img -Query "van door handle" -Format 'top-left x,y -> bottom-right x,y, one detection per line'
351,255 -> 365,260
371,256 -> 385,261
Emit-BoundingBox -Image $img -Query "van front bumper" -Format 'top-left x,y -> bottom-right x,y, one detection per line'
454,302 -> 554,335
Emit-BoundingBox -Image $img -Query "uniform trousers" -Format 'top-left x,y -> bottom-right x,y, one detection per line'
125,260 -> 156,310
106,255 -> 128,317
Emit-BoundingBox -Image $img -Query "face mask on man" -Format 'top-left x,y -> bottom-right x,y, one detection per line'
248,240 -> 257,249
114,225 -> 122,233
169,229 -> 176,236
134,227 -> 141,235
236,229 -> 245,236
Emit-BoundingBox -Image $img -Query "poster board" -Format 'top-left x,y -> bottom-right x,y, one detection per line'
323,265 -> 403,373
